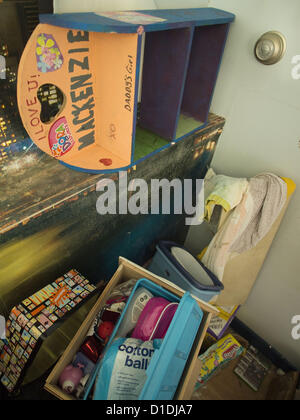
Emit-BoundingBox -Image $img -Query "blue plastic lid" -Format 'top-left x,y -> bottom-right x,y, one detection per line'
158,240 -> 224,292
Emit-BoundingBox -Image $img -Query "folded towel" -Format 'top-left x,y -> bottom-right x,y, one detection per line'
202,172 -> 287,281
230,173 -> 287,254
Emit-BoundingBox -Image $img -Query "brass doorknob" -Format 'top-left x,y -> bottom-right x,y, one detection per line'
254,31 -> 286,65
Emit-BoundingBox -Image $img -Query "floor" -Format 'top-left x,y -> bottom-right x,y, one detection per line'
0,367 -> 56,401
192,331 -> 299,401
1,330 -> 298,401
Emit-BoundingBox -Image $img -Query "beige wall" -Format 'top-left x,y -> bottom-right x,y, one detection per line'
207,0 -> 300,369
54,0 -> 208,13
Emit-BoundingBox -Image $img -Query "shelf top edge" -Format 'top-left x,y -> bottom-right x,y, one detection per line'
39,8 -> 235,34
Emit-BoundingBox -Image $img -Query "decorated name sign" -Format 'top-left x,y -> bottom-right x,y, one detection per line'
17,24 -> 139,172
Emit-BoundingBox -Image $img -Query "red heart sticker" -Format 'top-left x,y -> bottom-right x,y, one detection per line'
99,158 -> 112,166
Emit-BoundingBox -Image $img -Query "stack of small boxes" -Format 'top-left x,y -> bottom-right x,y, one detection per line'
0,269 -> 98,393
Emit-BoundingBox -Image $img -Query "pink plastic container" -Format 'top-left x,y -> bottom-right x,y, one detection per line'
131,297 -> 178,341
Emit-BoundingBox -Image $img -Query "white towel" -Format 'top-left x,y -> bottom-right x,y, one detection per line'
202,172 -> 287,281
230,173 -> 287,254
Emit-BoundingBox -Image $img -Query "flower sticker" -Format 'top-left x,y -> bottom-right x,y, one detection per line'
49,117 -> 75,157
36,34 -> 64,73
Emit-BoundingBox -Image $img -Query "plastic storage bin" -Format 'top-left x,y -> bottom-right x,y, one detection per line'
84,278 -> 203,400
148,241 -> 224,302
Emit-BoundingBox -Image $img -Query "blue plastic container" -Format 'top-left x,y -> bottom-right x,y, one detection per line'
148,241 -> 224,303
84,278 -> 203,400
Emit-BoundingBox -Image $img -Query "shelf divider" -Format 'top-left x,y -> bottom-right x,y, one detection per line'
181,23 -> 230,123
139,27 -> 194,141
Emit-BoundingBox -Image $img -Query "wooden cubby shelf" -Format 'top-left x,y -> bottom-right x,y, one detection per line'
18,8 -> 235,173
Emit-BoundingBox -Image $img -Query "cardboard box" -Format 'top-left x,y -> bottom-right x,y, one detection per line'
44,257 -> 219,400
207,305 -> 240,340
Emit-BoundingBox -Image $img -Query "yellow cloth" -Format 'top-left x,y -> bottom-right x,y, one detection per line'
204,169 -> 249,223
281,177 -> 296,198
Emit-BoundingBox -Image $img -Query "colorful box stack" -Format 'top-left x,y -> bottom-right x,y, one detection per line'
0,269 -> 97,393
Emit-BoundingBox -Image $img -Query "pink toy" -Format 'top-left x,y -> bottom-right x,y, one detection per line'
58,364 -> 84,394
131,297 -> 178,341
